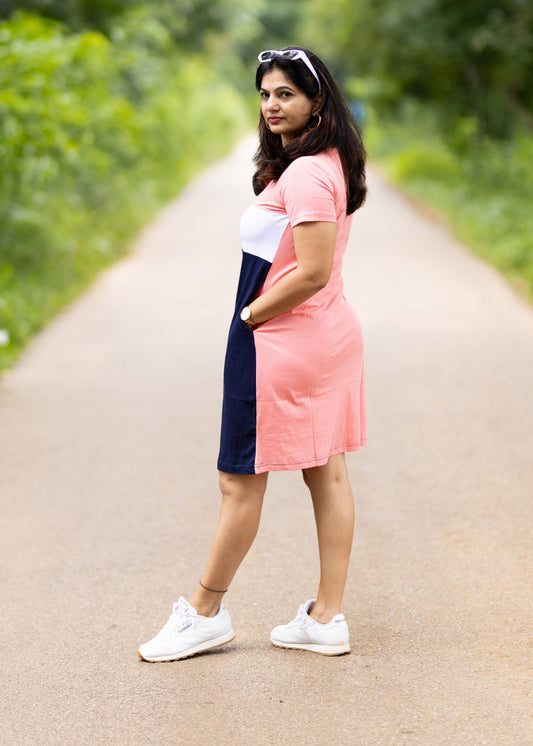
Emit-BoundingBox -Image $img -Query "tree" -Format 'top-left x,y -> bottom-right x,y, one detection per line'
299,0 -> 533,138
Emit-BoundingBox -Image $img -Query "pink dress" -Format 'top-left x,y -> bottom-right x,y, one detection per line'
218,149 -> 366,474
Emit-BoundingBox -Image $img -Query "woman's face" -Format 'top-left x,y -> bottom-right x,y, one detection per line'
259,68 -> 317,146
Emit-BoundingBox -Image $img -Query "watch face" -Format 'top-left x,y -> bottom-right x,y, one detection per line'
240,307 -> 251,322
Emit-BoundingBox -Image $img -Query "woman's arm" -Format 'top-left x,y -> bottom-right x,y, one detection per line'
245,221 -> 337,325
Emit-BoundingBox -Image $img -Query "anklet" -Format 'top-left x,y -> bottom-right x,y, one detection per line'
199,580 -> 228,594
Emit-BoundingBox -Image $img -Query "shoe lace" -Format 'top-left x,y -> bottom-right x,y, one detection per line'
162,604 -> 195,636
293,603 -> 313,628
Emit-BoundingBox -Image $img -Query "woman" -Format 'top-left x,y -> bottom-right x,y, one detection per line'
138,47 -> 367,661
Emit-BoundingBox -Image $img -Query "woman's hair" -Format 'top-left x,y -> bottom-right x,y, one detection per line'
253,47 -> 367,214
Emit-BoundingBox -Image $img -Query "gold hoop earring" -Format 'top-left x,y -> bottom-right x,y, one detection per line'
308,113 -> 322,130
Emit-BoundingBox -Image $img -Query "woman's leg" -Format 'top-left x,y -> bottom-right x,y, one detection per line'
302,453 -> 355,623
190,471 -> 268,616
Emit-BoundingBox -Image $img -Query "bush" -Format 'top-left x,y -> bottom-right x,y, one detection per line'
365,101 -> 533,303
0,11 -> 251,369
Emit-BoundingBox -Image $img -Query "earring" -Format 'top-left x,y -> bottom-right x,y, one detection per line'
308,113 -> 322,130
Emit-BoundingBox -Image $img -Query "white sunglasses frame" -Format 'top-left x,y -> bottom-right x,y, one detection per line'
257,49 -> 322,92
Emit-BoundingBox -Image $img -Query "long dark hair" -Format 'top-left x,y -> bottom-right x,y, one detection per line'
253,47 -> 366,214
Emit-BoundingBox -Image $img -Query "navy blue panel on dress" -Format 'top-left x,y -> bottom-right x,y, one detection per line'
217,251 -> 272,474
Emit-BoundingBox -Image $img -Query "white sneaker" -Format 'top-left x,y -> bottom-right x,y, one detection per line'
270,599 -> 350,656
138,597 -> 235,662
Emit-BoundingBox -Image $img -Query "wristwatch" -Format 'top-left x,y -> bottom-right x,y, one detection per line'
240,306 -> 253,324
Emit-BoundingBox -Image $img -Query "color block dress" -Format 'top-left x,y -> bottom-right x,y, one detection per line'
217,149 -> 366,475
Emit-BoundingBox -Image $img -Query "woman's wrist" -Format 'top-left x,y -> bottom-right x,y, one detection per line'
240,305 -> 256,326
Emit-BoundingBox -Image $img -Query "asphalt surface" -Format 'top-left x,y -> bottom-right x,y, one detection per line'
1,135 -> 532,745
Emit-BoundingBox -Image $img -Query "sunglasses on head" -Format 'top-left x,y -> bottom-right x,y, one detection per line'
257,49 -> 322,92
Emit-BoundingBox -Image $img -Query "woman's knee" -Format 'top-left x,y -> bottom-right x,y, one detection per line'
218,470 -> 268,503
302,453 -> 349,491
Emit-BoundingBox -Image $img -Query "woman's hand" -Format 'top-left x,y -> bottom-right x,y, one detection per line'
247,221 -> 336,324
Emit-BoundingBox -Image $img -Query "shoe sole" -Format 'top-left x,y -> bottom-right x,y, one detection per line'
138,630 -> 236,662
270,639 -> 350,656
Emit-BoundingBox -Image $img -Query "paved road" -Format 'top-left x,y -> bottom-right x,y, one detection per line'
1,136 -> 532,745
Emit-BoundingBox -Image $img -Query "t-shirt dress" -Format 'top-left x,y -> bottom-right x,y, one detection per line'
217,148 -> 366,475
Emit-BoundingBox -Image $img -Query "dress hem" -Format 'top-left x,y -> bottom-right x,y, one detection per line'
255,441 -> 367,474
218,441 -> 367,476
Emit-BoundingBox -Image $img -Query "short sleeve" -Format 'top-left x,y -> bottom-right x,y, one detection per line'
279,156 -> 338,226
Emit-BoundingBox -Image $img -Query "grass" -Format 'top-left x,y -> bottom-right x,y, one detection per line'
364,103 -> 533,304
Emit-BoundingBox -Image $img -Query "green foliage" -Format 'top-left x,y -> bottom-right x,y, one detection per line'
366,102 -> 533,301
0,0 -> 266,47
299,0 -> 533,139
0,0 -> 142,27
236,0 -> 308,58
0,11 -> 251,370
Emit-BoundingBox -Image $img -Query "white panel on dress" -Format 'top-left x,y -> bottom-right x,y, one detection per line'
240,204 -> 289,263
